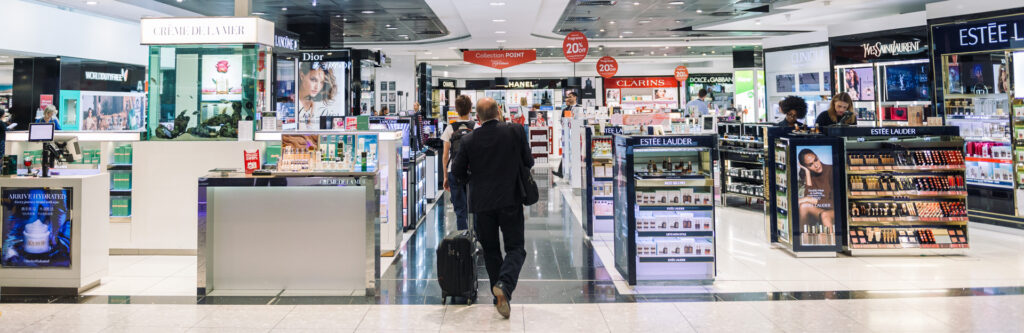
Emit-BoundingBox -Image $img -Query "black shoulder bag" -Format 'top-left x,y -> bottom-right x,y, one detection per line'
508,123 -> 539,206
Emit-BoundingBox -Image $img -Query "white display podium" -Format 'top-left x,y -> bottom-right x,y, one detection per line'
0,174 -> 110,294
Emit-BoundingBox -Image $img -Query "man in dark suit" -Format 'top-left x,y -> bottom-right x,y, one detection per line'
452,97 -> 533,319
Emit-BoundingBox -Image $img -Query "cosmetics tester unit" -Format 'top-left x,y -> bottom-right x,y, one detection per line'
613,134 -> 717,284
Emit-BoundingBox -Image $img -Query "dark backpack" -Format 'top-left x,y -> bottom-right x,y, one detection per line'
449,121 -> 474,157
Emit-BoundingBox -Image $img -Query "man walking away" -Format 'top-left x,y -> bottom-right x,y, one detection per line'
452,97 -> 533,319
442,95 -> 475,230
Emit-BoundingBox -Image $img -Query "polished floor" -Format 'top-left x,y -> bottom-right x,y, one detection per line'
5,171 -> 1024,331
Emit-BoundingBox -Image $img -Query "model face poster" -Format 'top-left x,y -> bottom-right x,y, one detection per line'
80,92 -> 146,131
2,188 -> 73,268
843,67 -> 875,101
297,61 -> 347,130
529,111 -> 548,127
795,146 -> 835,246
201,54 -> 244,102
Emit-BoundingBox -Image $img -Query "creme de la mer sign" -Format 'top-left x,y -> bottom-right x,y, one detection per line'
141,17 -> 275,46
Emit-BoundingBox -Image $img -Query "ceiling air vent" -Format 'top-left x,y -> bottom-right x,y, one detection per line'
565,16 -> 601,22
419,30 -> 445,35
401,15 -> 431,21
576,1 -> 617,6
710,11 -> 741,17
558,28 -> 587,33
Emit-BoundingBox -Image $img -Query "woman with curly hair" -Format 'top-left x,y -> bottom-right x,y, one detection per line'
776,95 -> 808,131
297,62 -> 338,129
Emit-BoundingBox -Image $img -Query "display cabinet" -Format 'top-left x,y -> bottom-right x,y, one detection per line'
717,122 -> 770,205
771,135 -> 844,257
613,135 -> 717,285
584,126 -> 615,236
827,126 -> 968,255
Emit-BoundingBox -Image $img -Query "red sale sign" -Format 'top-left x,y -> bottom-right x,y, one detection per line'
463,50 -> 537,69
562,31 -> 588,63
596,56 -> 618,78
674,66 -> 690,82
243,149 -> 260,174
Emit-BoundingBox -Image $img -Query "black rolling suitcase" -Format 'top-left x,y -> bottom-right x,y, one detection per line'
436,229 -> 478,304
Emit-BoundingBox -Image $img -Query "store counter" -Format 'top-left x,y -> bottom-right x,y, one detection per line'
0,173 -> 110,294
197,171 -> 379,296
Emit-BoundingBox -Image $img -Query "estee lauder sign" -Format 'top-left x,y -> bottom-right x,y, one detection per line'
141,17 -> 275,46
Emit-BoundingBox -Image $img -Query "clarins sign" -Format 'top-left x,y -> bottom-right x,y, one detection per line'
604,76 -> 677,88
140,17 -> 275,46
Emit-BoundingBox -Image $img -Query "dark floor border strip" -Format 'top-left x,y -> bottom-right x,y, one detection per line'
5,285 -> 1024,305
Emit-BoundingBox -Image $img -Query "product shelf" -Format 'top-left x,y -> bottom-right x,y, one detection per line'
965,156 -> 1012,164
638,256 -> 715,263
638,230 -> 714,237
847,166 -> 965,173
847,190 -> 966,198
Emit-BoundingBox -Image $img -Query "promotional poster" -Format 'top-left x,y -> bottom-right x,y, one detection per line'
529,111 -> 549,127
201,54 -> 244,101
843,67 -> 875,101
884,63 -> 930,101
1,188 -> 73,268
798,73 -> 820,92
776,74 -> 796,93
79,92 -> 146,131
795,146 -> 835,246
296,61 -> 347,130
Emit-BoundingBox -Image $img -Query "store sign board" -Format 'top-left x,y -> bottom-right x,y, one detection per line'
84,68 -> 129,82
634,135 -> 714,147
463,50 -> 536,69
274,34 -> 299,50
596,56 -> 618,78
507,80 -> 536,89
140,17 -> 275,46
674,66 -> 690,82
297,51 -> 348,61
562,31 -> 589,63
932,14 -> 1024,54
438,79 -> 457,89
830,27 -> 928,64
686,73 -> 733,84
604,76 -> 677,88
824,126 -> 959,137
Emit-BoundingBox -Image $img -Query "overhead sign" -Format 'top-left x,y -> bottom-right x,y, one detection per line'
438,79 -> 457,89
674,66 -> 690,82
932,13 -> 1024,54
85,68 -> 129,82
463,49 -> 537,70
686,73 -> 733,84
562,31 -> 589,63
274,34 -> 299,50
604,76 -> 676,88
596,56 -> 618,78
140,17 -> 275,46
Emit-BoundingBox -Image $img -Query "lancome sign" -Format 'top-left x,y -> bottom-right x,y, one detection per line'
141,17 -> 275,46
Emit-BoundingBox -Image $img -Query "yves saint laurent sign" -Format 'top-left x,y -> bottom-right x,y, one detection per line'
141,17 -> 275,46
932,13 -> 1024,54
860,40 -> 924,58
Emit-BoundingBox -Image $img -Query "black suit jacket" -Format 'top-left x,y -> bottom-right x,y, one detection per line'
452,120 -> 534,213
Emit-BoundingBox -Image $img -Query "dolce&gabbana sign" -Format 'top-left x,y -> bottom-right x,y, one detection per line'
141,17 -> 274,46
686,74 -> 733,84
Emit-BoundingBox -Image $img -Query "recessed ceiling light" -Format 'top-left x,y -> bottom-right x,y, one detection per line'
638,20 -> 650,24
711,50 -> 715,53
387,27 -> 398,30
669,1 -> 685,4
495,31 -> 506,34
622,31 -> 633,34
664,53 -> 668,56
85,1 -> 97,4
599,29 -> 605,32
489,2 -> 506,5
650,51 -> 655,55
399,34 -> 409,37
609,21 -> 616,24
633,2 -> 640,5
449,47 -> 457,49
311,0 -> 317,6
361,10 -> 374,14
696,9 -> 703,13
755,20 -> 762,25
702,53 -> 707,55
385,24 -> 391,27
492,19 -> 506,23
425,52 -> 432,55
432,57 -> 439,59
253,12 -> 265,15
177,0 -> 183,2
619,35 -> 623,39
497,40 -> 506,43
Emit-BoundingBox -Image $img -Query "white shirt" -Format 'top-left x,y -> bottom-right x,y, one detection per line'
441,120 -> 476,169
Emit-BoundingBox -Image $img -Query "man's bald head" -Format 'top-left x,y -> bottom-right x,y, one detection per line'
477,97 -> 499,122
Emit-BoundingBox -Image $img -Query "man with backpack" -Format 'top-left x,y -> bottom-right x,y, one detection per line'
442,95 -> 476,230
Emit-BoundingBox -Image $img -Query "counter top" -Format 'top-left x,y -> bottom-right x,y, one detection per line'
0,173 -> 107,181
199,170 -> 378,187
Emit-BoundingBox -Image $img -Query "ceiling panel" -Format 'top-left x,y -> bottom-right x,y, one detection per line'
148,0 -> 449,42
531,45 -> 760,59
553,0 -> 813,39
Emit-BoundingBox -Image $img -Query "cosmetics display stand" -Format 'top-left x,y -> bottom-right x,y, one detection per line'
414,153 -> 427,226
584,126 -> 615,236
827,126 -> 968,255
613,134 -> 717,285
530,126 -> 551,165
0,173 -> 110,294
197,171 -> 379,297
771,135 -> 844,257
717,123 -> 769,205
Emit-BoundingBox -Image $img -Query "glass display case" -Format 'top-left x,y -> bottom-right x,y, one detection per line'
584,126 -> 614,236
718,122 -> 770,205
613,135 -> 717,285
277,133 -> 378,173
146,44 -> 269,140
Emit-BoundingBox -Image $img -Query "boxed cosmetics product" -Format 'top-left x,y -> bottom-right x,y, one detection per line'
679,188 -> 694,204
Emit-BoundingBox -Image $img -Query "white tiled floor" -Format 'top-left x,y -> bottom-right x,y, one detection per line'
2,296 -> 1024,332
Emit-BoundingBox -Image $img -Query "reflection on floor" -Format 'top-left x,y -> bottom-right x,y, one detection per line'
1,296 -> 1024,332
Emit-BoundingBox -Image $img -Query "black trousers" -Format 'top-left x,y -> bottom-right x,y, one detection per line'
474,204 -> 526,299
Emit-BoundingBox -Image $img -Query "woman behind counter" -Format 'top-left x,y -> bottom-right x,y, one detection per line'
815,92 -> 857,127
776,96 -> 808,131
38,105 -> 62,130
